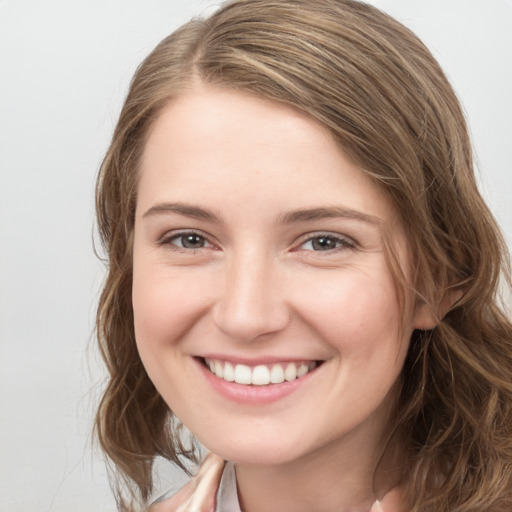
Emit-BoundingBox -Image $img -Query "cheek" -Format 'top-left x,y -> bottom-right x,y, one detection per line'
295,266 -> 402,352
131,267 -> 214,409
132,265 -> 211,352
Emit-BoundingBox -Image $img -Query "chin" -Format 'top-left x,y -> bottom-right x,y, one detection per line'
197,433 -> 306,466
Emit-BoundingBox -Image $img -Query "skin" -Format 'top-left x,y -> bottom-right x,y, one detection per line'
133,85 -> 432,512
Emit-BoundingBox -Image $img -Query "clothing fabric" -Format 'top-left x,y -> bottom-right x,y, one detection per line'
215,461 -> 241,512
150,453 -> 235,512
150,452 -> 406,511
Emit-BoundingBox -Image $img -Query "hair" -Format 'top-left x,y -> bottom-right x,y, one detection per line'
94,0 -> 512,510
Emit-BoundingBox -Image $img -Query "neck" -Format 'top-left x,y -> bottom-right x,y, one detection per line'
234,409 -> 404,512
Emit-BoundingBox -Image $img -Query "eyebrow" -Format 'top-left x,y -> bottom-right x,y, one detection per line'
142,202 -> 222,222
142,202 -> 381,226
279,206 -> 382,226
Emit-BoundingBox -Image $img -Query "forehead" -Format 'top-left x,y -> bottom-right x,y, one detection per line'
137,86 -> 398,227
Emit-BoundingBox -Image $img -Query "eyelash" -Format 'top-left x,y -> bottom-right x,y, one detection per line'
158,230 -> 356,254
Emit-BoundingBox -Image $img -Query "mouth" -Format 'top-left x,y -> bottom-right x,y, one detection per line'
202,357 -> 321,386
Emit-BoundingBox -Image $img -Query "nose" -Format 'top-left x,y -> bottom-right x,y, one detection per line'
212,251 -> 290,342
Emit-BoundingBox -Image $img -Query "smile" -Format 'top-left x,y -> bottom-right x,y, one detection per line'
203,358 -> 318,386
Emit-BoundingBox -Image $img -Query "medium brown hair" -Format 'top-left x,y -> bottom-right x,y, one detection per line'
95,1 -> 512,510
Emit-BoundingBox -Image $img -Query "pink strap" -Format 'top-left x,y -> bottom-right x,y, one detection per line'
150,453 -> 225,512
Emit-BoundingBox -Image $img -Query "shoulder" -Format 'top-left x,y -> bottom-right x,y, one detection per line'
148,453 -> 226,512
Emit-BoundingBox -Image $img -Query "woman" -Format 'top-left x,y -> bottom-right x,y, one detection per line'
94,0 -> 512,510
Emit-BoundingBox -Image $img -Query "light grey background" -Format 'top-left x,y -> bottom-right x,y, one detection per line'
0,1 -> 510,511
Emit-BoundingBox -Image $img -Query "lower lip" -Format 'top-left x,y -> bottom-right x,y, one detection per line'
195,358 -> 320,404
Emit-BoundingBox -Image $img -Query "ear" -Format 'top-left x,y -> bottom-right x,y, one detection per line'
413,289 -> 464,330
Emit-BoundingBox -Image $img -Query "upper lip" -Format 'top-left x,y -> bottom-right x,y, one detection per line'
197,354 -> 324,366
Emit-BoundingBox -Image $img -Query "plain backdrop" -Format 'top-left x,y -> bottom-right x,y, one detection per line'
0,1 -> 511,511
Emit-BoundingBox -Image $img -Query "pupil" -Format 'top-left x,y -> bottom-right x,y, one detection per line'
312,236 -> 335,250
182,234 -> 204,248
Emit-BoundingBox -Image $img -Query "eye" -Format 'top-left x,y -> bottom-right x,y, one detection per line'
299,234 -> 355,251
160,231 -> 213,250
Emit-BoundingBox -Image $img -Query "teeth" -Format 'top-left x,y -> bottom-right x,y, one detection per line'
252,365 -> 270,386
234,364 -> 252,384
297,363 -> 309,377
223,362 -> 235,382
214,360 -> 224,379
284,363 -> 297,381
204,358 -> 318,386
270,364 -> 285,384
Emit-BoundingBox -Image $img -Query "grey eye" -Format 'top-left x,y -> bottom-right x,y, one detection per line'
300,234 -> 354,251
310,236 -> 338,251
177,234 -> 207,249
160,230 -> 215,251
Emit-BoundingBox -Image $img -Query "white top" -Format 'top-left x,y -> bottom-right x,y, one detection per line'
216,462 -> 242,512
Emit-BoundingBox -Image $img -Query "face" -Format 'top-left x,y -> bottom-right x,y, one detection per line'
133,86 -> 425,466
